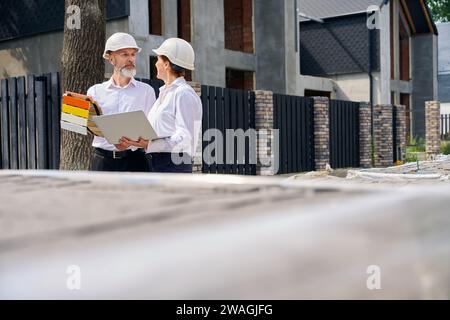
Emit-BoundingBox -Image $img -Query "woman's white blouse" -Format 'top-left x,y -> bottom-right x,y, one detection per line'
146,77 -> 202,156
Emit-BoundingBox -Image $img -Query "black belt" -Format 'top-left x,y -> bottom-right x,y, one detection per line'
94,148 -> 144,159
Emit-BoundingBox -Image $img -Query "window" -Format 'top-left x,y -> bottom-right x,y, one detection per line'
226,68 -> 254,90
224,0 -> 253,53
177,0 -> 191,42
399,19 -> 410,81
150,56 -> 158,79
400,93 -> 411,143
304,90 -> 331,98
149,0 -> 162,35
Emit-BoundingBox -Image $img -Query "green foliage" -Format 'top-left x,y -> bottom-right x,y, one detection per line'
407,136 -> 426,153
405,154 -> 418,163
428,0 -> 450,22
441,141 -> 450,155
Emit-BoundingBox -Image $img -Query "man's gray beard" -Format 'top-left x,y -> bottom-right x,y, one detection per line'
120,67 -> 136,78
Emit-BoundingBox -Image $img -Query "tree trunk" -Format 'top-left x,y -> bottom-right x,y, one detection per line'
60,0 -> 105,170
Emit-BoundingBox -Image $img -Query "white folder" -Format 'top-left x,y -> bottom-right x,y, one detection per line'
92,110 -> 161,144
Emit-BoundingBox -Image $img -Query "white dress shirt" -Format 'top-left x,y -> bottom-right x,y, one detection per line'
87,77 -> 156,151
146,77 -> 202,156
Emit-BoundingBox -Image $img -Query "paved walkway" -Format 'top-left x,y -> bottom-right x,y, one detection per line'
0,169 -> 449,299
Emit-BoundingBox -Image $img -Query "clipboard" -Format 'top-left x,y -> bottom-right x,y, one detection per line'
92,110 -> 162,144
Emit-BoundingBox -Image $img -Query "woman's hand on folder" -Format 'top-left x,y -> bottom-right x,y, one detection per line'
119,137 -> 150,150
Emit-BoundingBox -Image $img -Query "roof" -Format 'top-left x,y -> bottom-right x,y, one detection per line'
299,0 -> 438,35
299,0 -> 384,21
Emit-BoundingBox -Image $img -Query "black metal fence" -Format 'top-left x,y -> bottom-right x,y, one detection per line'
273,94 -> 315,174
329,100 -> 360,168
1,72 -> 367,174
393,107 -> 399,162
0,73 -> 164,170
0,73 -> 61,170
441,114 -> 450,140
201,85 -> 256,175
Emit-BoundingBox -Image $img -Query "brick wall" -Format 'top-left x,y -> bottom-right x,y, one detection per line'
359,102 -> 372,168
373,105 -> 393,167
425,101 -> 441,158
254,90 -> 275,175
313,97 -> 330,170
224,0 -> 253,53
188,82 -> 203,173
394,104 -> 407,162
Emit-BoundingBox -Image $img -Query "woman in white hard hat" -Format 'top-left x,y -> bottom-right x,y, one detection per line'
120,38 -> 202,173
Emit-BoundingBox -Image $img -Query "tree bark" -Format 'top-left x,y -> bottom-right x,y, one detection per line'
60,0 -> 105,170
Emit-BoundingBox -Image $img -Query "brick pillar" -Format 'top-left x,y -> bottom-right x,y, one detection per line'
188,82 -> 203,173
373,105 -> 393,167
255,90 -> 275,176
394,104 -> 407,162
425,101 -> 441,158
359,102 -> 372,168
313,97 -> 330,170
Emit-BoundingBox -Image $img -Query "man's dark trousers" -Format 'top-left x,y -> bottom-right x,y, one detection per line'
91,148 -> 150,172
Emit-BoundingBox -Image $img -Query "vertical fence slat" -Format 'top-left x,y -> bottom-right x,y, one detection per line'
249,91 -> 256,175
236,90 -> 244,175
35,77 -> 48,169
51,72 -> 61,169
26,75 -> 37,169
208,86 -> 217,174
1,79 -> 10,169
223,88 -> 232,174
216,87 -> 224,174
345,102 -> 350,167
309,98 -> 315,170
296,97 -> 302,172
9,78 -> 19,169
201,85 -> 209,173
229,89 -> 238,174
355,103 -> 360,167
392,106 -> 398,163
17,77 -> 27,169
44,73 -> 53,169
243,91 -> 250,175
281,95 -> 288,174
329,101 -> 334,168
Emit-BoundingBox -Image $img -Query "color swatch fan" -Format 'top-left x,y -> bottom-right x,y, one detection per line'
60,92 -> 104,136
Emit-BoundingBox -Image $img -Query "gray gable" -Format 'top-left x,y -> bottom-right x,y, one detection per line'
300,14 -> 380,76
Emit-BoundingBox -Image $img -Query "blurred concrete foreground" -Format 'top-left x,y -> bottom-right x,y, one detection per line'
0,170 -> 449,299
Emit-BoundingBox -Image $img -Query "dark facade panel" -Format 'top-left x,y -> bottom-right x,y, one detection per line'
404,0 -> 438,35
0,0 -> 129,42
300,13 -> 380,77
439,74 -> 450,103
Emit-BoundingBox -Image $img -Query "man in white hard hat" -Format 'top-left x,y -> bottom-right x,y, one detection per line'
87,32 -> 156,172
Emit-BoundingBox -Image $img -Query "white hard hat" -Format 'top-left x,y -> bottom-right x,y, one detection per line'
103,32 -> 141,59
153,38 -> 195,70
